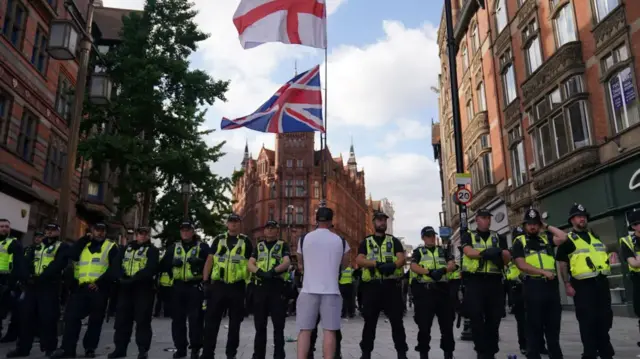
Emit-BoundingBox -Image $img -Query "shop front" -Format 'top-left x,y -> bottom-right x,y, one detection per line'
537,155 -> 640,315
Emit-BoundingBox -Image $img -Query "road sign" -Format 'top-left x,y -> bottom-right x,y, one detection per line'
455,188 -> 473,205
439,226 -> 452,237
455,173 -> 472,185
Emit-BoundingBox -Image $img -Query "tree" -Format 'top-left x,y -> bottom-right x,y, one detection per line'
79,0 -> 231,239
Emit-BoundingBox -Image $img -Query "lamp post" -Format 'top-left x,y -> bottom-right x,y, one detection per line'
286,204 -> 294,245
52,0 -> 113,240
181,181 -> 192,220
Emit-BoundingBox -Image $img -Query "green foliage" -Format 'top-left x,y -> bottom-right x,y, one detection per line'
79,0 -> 231,238
231,169 -> 245,184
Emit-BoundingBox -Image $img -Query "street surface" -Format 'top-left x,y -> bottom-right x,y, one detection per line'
1,311 -> 639,358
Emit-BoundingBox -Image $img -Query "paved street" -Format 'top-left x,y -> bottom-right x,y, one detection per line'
1,311 -> 639,358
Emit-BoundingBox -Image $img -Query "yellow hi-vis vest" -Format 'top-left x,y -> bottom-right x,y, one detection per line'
339,267 -> 354,285
462,231 -> 502,274
514,233 -> 556,278
173,242 -> 203,282
505,262 -> 521,282
0,237 -> 16,274
567,231 -> 611,280
211,234 -> 248,284
122,245 -> 149,277
158,252 -> 173,286
447,268 -> 461,280
410,246 -> 448,283
361,235 -> 403,282
254,239 -> 288,283
620,235 -> 640,272
77,240 -> 115,284
33,241 -> 62,276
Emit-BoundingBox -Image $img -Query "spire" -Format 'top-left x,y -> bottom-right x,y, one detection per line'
347,136 -> 357,172
241,139 -> 249,167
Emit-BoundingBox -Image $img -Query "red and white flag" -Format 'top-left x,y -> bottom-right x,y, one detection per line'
233,0 -> 327,49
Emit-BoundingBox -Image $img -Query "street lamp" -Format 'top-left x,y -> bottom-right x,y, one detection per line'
286,204 -> 294,244
89,72 -> 113,105
47,20 -> 79,61
181,181 -> 192,219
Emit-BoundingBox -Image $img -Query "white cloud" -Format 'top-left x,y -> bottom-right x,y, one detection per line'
380,118 -> 432,149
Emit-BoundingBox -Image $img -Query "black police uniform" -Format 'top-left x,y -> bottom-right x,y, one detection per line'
160,222 -> 209,359
251,221 -> 289,359
7,228 -> 68,357
358,212 -> 408,359
0,229 -> 25,342
511,210 -> 562,359
556,204 -> 614,359
411,226 -> 455,359
201,214 -> 253,359
620,210 -> 640,344
460,209 -> 508,358
109,228 -> 159,359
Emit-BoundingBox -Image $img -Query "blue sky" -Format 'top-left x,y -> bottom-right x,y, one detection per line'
103,0 -> 445,245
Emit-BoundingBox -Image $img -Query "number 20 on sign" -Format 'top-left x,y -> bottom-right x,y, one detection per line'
455,188 -> 473,205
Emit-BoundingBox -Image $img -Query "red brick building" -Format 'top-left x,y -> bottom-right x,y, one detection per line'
232,133 -> 368,259
0,0 -> 134,242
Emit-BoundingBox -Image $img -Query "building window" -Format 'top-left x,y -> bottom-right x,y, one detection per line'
296,159 -> 303,167
55,75 -> 74,121
295,180 -> 305,196
471,24 -> 480,54
593,0 -> 620,23
17,111 -> 37,162
553,5 -> 577,47
471,152 -> 493,192
87,182 -> 103,199
285,180 -> 293,197
477,82 -> 487,112
31,27 -> 48,74
495,0 -> 508,33
285,206 -> 293,224
523,22 -> 543,75
509,126 -> 527,187
296,206 -> 304,224
0,91 -> 11,143
602,46 -> 639,133
44,134 -> 66,188
313,181 -> 319,198
286,159 -> 293,167
462,46 -> 469,71
501,51 -> 517,105
2,0 -> 28,48
268,207 -> 275,221
270,183 -> 277,199
466,100 -> 474,122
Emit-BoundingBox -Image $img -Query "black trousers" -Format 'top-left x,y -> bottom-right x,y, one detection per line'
632,274 -> 640,336
171,281 -> 204,352
572,276 -> 614,359
154,285 -> 172,317
201,281 -> 245,358
253,281 -> 286,359
60,285 -> 110,353
522,279 -> 562,359
510,283 -> 527,351
359,280 -> 408,354
0,281 -> 19,338
339,284 -> 354,317
448,279 -> 461,322
464,274 -> 504,356
412,282 -> 454,355
113,283 -> 155,353
16,282 -> 59,353
245,282 -> 255,317
309,314 -> 341,358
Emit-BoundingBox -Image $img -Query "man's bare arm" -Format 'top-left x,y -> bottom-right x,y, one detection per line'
356,253 -> 377,268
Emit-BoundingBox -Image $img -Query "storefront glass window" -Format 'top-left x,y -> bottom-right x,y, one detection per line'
589,216 -> 627,304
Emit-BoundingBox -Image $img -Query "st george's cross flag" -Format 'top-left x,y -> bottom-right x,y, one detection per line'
233,0 -> 327,49
220,65 -> 324,133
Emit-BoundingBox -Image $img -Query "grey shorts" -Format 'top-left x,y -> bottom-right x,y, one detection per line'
296,292 -> 342,331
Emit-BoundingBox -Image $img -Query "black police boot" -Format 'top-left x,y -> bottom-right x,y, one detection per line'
397,352 -> 408,359
190,349 -> 200,359
84,350 -> 96,358
419,352 -> 429,359
173,349 -> 187,359
107,350 -> 127,359
443,352 -> 453,359
0,334 -> 17,343
5,349 -> 30,358
359,353 -> 371,359
138,352 -> 149,359
50,349 -> 76,358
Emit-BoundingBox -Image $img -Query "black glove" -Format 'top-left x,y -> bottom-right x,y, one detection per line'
187,257 -> 203,265
256,269 -> 267,279
202,281 -> 212,296
377,262 -> 397,275
172,258 -> 184,268
428,268 -> 445,281
268,269 -> 278,278
482,247 -> 502,259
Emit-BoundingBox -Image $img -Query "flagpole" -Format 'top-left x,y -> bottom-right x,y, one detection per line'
320,4 -> 328,205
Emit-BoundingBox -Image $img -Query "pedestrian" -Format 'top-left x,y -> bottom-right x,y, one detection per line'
154,248 -> 173,318
556,203 -> 615,359
619,210 -> 640,346
108,226 -> 159,359
339,264 -> 355,318
409,226 -> 455,359
460,208 -> 510,359
247,220 -> 290,359
160,221 -> 209,359
200,213 -> 252,359
6,224 -> 68,358
296,207 -> 349,359
0,219 -> 25,344
355,210 -> 408,359
51,222 -> 119,359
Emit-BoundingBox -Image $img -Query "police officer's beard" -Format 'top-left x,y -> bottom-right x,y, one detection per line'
375,225 -> 387,233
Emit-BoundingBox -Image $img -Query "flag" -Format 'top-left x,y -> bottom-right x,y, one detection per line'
221,65 -> 324,133
233,0 -> 327,49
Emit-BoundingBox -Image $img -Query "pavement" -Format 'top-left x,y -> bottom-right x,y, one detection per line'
0,311 -> 639,359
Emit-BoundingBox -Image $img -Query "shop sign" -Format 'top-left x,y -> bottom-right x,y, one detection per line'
630,168 -> 640,191
0,192 -> 30,233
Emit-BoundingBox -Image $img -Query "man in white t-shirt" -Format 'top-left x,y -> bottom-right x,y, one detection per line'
296,207 -> 350,359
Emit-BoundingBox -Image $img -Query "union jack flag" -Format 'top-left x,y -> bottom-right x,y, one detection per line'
220,65 -> 325,133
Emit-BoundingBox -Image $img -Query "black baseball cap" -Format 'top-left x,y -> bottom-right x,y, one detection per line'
227,213 -> 242,222
265,220 -> 279,228
93,222 -> 107,230
179,221 -> 194,230
476,209 -> 493,217
45,223 -> 60,230
421,226 -> 436,237
316,207 -> 334,222
34,231 -> 44,236
372,211 -> 389,220
136,227 -> 150,234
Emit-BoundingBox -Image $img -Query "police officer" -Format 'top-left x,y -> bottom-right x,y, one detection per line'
0,219 -> 25,343
620,210 -> 640,345
201,213 -> 252,359
161,221 -> 209,359
339,264 -> 355,318
109,227 -> 159,359
154,248 -> 173,318
460,208 -> 510,359
409,226 -> 455,359
557,204 -> 614,359
52,222 -> 119,359
247,220 -> 290,359
7,224 -> 68,357
355,211 -> 408,359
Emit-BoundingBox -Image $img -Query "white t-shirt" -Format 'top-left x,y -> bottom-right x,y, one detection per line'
297,228 -> 349,295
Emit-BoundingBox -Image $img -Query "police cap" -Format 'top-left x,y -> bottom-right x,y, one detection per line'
264,220 -> 279,228
420,226 -> 436,237
476,209 -> 493,218
179,221 -> 195,230
227,213 -> 242,222
522,208 -> 543,225
372,211 -> 389,220
44,223 -> 60,231
628,210 -> 640,230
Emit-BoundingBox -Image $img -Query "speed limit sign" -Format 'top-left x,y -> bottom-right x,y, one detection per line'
455,188 -> 473,205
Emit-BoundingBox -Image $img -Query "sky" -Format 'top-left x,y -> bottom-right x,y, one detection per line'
102,0 -> 444,246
